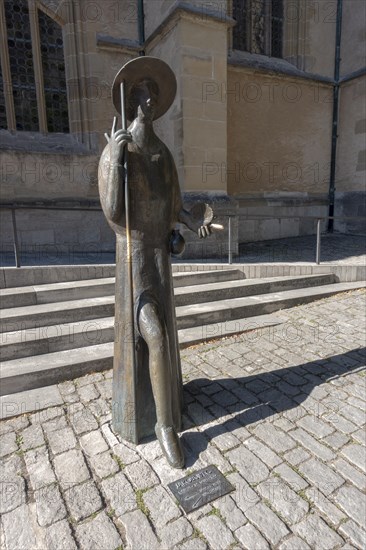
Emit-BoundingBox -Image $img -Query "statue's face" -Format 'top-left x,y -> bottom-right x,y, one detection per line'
133,79 -> 159,121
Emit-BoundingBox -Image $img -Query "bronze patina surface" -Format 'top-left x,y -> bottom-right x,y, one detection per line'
98,57 -> 219,468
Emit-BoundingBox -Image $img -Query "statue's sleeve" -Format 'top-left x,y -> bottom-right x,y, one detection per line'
98,143 -> 125,223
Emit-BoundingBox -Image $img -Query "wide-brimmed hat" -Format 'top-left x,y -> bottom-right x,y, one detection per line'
112,56 -> 177,121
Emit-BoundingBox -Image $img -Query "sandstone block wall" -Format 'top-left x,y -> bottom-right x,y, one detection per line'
1,0 -> 364,263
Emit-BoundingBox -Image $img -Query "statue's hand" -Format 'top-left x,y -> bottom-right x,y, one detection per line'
104,116 -> 132,163
189,203 -> 224,238
198,224 -> 212,238
179,203 -> 224,238
197,222 -> 224,239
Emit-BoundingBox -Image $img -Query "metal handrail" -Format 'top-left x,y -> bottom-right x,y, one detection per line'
226,215 -> 365,265
0,202 -> 102,211
1,202 -> 102,268
1,203 -> 365,267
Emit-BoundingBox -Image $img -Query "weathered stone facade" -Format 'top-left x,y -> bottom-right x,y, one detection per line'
0,0 -> 364,259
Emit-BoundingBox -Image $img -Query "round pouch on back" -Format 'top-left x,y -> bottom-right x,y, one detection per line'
170,229 -> 185,257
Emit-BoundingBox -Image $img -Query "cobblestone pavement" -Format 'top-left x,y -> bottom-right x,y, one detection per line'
1,289 -> 365,550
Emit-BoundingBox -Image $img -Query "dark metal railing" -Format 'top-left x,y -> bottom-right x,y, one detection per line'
227,215 -> 365,265
1,201 -> 102,268
1,202 -> 365,268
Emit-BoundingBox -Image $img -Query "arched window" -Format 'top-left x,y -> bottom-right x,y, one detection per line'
38,8 -> 69,133
0,0 -> 69,133
233,0 -> 284,58
2,0 -> 38,131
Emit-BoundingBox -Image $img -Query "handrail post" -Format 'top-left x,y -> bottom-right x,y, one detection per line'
316,218 -> 321,265
11,208 -> 21,268
228,216 -> 232,264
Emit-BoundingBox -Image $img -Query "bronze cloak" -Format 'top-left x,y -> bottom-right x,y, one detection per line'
98,136 -> 184,442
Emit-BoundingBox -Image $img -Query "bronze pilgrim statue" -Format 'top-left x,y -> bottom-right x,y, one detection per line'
98,57 -> 221,468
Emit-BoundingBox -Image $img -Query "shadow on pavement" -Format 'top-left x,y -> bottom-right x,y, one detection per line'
182,347 -> 365,461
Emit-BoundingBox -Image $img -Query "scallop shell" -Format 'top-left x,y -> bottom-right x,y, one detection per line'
190,203 -> 214,226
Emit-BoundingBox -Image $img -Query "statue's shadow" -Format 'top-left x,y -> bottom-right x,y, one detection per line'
181,348 -> 365,465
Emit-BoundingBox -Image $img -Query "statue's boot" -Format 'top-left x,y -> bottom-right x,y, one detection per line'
155,424 -> 184,469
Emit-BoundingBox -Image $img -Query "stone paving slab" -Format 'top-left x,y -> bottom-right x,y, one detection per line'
236,235 -> 366,265
0,289 -> 365,550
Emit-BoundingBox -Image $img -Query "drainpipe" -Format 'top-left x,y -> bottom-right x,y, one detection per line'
328,0 -> 343,232
137,0 -> 145,56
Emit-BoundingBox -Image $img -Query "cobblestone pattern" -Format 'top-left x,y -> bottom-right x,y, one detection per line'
0,289 -> 365,549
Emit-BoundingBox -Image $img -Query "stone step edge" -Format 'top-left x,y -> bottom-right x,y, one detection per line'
2,264 -> 365,291
0,274 -> 339,353
0,311 -> 287,353
0,285 -> 364,408
1,281 -> 364,336
178,313 -> 287,347
0,277 -> 115,296
0,269 -> 245,309
0,313 -> 286,406
0,274 -> 340,319
0,268 -> 244,296
0,316 -> 114,348
0,265 -> 243,290
175,281 -> 366,319
0,384 -> 64,420
175,273 -> 336,296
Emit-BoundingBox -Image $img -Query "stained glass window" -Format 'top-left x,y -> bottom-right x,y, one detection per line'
0,0 -> 69,133
4,0 -> 38,131
251,0 -> 266,55
39,9 -> 69,133
271,0 -> 283,58
233,0 -> 283,58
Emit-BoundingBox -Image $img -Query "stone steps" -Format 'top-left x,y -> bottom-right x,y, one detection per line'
0,309 -> 288,362
0,274 -> 336,333
1,280 -> 365,396
0,296 -> 115,333
4,305 -> 281,419
0,264 -> 116,289
1,312 -> 288,396
0,384 -> 64,420
0,268 -> 244,308
176,280 -> 365,329
0,262 -> 364,402
1,343 -> 113,395
0,317 -> 115,361
0,274 -> 337,360
0,278 -> 116,308
174,274 -> 337,306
